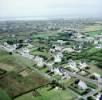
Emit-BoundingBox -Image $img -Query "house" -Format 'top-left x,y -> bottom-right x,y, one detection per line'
96,44 -> 102,49
34,56 -> 45,67
62,47 -> 74,53
54,52 -> 63,63
92,73 -> 101,79
21,53 -> 34,59
57,40 -> 66,45
21,48 -> 29,53
54,55 -> 62,62
3,42 -> 17,52
79,61 -> 87,69
78,80 -> 88,90
62,72 -> 71,80
96,93 -> 102,100
46,61 -> 54,67
68,59 -> 79,72
27,43 -> 33,48
54,86 -> 59,91
54,45 -> 63,51
50,48 -> 55,53
52,68 -> 63,76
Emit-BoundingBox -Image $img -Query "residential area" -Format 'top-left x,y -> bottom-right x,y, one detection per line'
0,19 -> 102,100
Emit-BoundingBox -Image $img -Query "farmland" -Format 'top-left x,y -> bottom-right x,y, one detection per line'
15,86 -> 77,100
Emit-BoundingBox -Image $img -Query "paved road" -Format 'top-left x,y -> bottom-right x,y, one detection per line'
60,67 -> 99,86
83,89 -> 101,99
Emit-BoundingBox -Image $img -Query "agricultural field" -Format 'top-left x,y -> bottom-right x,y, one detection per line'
0,88 -> 11,100
80,24 -> 102,32
32,31 -> 58,39
15,86 -> 77,100
0,49 -> 34,72
0,71 -> 49,98
85,30 -> 102,37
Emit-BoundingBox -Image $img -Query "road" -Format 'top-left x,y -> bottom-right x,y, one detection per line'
60,67 -> 99,86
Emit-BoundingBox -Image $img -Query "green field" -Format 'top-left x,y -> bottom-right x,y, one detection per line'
15,86 -> 77,100
86,30 -> 102,37
31,51 -> 52,60
0,49 -> 34,72
32,32 -> 58,39
0,71 -> 49,98
0,88 -> 11,100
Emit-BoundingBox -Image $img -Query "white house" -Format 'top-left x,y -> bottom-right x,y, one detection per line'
79,61 -> 87,69
68,60 -> 79,72
57,40 -> 66,45
54,45 -> 63,51
62,47 -> 74,53
96,93 -> 102,100
46,61 -> 54,67
96,44 -> 102,49
78,80 -> 88,90
34,56 -> 45,67
62,72 -> 71,80
52,68 -> 62,76
54,52 -> 63,63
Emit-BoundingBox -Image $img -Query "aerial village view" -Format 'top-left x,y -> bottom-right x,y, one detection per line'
0,0 -> 102,100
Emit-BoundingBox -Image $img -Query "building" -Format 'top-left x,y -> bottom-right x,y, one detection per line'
78,80 -> 88,90
68,59 -> 79,72
92,73 -> 101,79
34,56 -> 45,67
96,93 -> 102,100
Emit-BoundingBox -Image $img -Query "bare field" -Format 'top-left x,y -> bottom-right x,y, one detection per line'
80,24 -> 102,32
0,63 -> 15,72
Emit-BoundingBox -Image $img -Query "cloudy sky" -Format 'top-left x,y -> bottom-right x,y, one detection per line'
0,0 -> 101,19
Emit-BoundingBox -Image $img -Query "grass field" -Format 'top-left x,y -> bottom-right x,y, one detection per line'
80,24 -> 102,32
31,51 -> 52,60
0,71 -> 49,98
32,32 -> 58,39
0,49 -> 34,72
85,30 -> 102,37
0,88 -> 12,100
15,86 -> 77,100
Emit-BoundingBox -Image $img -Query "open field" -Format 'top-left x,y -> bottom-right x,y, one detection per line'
88,65 -> 102,75
0,49 -> 34,72
85,30 -> 102,37
0,71 -> 49,98
32,31 -> 58,39
0,88 -> 12,100
15,86 -> 77,100
31,51 -> 52,60
80,24 -> 102,32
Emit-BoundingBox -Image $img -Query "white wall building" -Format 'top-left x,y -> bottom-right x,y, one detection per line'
78,80 -> 88,90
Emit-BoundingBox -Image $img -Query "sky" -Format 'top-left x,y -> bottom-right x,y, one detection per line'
0,0 -> 102,20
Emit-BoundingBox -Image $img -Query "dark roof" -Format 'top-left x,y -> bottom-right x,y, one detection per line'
99,95 -> 102,100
